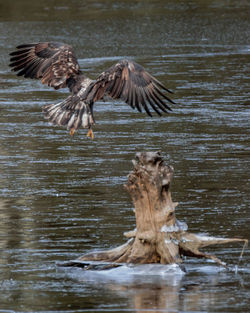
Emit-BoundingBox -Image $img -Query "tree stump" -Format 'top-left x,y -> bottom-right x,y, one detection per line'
63,152 -> 247,269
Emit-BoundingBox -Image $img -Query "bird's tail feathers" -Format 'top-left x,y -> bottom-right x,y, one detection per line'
42,96 -> 95,132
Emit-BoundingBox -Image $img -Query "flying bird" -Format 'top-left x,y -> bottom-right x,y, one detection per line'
9,42 -> 175,138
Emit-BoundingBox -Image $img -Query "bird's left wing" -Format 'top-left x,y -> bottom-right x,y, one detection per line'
86,59 -> 175,116
9,42 -> 81,90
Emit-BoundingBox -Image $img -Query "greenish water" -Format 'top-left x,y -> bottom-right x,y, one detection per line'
0,1 -> 249,312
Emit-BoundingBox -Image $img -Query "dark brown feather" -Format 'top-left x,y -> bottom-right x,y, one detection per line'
86,59 -> 175,116
9,42 -> 81,90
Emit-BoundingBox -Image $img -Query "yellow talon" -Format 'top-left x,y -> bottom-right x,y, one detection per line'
87,128 -> 94,139
70,128 -> 75,136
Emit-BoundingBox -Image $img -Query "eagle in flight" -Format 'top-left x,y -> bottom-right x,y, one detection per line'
9,42 -> 175,138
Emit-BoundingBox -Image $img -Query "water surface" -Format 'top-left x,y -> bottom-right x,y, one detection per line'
0,1 -> 249,312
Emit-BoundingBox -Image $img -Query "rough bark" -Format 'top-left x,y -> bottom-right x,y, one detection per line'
65,152 -> 247,268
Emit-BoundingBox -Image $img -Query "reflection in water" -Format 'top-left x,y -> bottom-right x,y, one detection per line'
114,283 -> 181,313
0,0 -> 249,312
66,264 -> 184,313
65,264 -> 247,313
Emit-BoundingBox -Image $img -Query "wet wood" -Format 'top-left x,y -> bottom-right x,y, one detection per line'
73,152 -> 248,268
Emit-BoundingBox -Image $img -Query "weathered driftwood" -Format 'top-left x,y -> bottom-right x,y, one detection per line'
70,152 -> 247,268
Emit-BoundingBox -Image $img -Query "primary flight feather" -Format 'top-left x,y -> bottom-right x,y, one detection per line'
9,42 -> 175,138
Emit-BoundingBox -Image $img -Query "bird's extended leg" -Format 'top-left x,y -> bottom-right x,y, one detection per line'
87,127 -> 94,139
70,128 -> 75,136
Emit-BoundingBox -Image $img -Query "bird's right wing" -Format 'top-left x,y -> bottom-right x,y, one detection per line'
9,42 -> 81,90
86,59 -> 175,116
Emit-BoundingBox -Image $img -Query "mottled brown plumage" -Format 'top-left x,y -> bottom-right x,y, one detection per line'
9,41 -> 175,137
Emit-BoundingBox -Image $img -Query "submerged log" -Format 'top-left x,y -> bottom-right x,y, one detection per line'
72,152 -> 247,268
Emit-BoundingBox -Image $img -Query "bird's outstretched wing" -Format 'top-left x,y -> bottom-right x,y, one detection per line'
9,42 -> 81,90
86,59 -> 175,116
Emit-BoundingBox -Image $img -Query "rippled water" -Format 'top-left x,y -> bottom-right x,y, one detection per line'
0,1 -> 249,312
